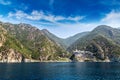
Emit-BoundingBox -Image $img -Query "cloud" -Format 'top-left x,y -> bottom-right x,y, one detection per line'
4,10 -> 99,38
6,9 -> 120,38
8,10 -> 84,23
34,10 -> 120,38
67,16 -> 84,21
8,10 -> 27,19
101,10 -> 120,27
0,0 -> 11,5
0,13 -> 99,38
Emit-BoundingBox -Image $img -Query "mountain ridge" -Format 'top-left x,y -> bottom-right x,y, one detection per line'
1,21 -> 120,62
42,29 -> 89,49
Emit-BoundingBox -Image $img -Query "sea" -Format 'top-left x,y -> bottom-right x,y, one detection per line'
0,62 -> 120,80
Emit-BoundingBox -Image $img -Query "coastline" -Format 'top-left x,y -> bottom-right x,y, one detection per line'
24,59 -> 114,63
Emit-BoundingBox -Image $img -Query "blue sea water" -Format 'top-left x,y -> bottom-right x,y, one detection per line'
0,62 -> 120,80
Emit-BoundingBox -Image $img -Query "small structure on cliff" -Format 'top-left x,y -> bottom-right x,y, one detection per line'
73,49 -> 87,54
70,49 -> 96,62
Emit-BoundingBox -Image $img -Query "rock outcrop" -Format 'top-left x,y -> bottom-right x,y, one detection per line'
70,50 -> 110,62
0,49 -> 23,62
70,50 -> 96,62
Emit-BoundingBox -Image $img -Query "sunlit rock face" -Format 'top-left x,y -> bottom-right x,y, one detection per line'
0,49 -> 23,63
70,50 -> 97,62
70,53 -> 111,62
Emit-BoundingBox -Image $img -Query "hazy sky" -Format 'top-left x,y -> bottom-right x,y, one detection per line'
0,0 -> 120,38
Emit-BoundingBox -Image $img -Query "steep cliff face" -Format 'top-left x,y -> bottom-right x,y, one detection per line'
0,48 -> 23,62
70,51 -> 97,62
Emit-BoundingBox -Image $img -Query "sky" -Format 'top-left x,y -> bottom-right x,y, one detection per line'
0,0 -> 120,38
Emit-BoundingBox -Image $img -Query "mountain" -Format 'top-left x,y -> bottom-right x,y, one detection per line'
85,35 -> 120,61
92,25 -> 120,41
64,32 -> 89,47
0,22 -> 69,62
42,29 -> 89,49
69,25 -> 120,49
1,21 -> 120,62
68,25 -> 120,61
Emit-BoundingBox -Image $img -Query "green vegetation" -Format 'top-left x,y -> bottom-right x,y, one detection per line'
1,23 -> 69,61
1,23 -> 120,62
68,25 -> 120,61
42,29 -> 89,49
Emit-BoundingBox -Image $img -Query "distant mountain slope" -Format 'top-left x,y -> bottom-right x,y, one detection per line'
64,32 -> 89,47
42,29 -> 89,49
2,22 -> 69,61
91,25 -> 120,44
41,29 -> 66,48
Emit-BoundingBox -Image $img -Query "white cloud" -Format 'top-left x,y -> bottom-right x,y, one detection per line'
67,16 -> 84,21
8,10 -> 27,19
35,10 -> 120,38
0,0 -> 11,5
0,13 -> 99,38
6,9 -> 120,38
26,11 -> 43,20
5,9 -> 120,38
101,10 -> 120,28
8,10 -> 84,23
4,10 -> 98,38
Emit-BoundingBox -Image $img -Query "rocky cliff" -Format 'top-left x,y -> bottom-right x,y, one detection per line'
0,48 -> 23,62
